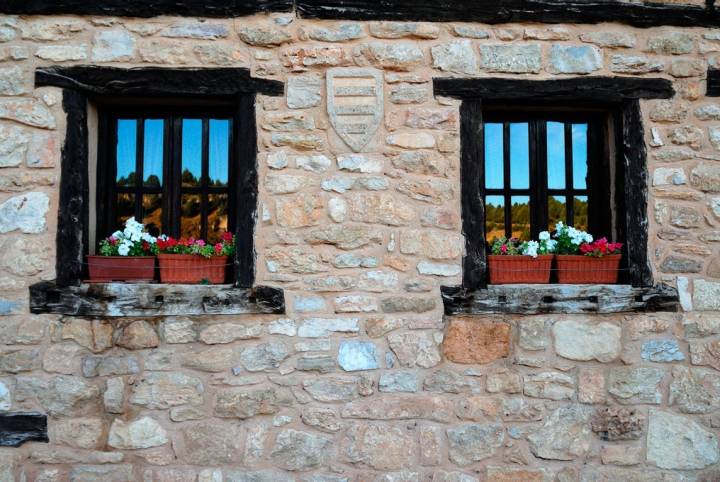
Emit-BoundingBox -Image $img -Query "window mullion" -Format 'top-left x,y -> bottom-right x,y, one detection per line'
564,122 -> 574,226
171,116 -> 182,238
135,118 -> 145,223
503,121 -> 511,238
201,118 -> 210,241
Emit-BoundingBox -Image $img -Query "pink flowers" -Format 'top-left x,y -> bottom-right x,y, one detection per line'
579,237 -> 623,258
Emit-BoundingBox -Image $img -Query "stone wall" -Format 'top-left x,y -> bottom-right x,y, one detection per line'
1,10 -> 720,481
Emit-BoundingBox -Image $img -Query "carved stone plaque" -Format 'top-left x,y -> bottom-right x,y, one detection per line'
327,68 -> 383,152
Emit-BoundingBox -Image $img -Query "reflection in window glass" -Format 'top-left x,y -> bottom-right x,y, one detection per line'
116,119 -> 137,186
142,194 -> 162,237
116,193 -> 135,229
572,123 -> 588,189
548,195 -> 567,231
180,193 -> 201,239
209,120 -> 229,187
182,119 -> 202,187
484,123 -> 503,189
485,195 -> 505,242
510,123 -> 529,189
547,121 -> 565,190
574,196 -> 589,232
207,194 -> 229,244
143,119 -> 164,188
511,196 -> 530,240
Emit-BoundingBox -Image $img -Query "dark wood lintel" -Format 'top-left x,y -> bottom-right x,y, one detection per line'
36,66 -> 284,98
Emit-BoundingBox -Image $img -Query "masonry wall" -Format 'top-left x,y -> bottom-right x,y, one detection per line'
1,10 -> 720,482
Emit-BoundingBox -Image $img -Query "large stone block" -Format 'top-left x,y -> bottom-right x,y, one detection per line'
608,367 -> 665,405
0,192 -> 49,233
177,422 -> 244,465
443,318 -> 510,364
528,405 -> 591,461
343,423 -> 417,470
271,429 -> 333,471
108,416 -> 167,449
647,410 -> 719,469
552,319 -> 622,362
446,423 -> 504,465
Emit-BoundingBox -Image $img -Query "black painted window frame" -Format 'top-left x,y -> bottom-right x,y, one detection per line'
481,110 -> 610,242
97,105 -> 237,243
433,76 -> 675,291
33,66 -> 283,289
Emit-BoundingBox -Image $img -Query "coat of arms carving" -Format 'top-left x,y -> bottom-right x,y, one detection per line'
326,68 -> 383,153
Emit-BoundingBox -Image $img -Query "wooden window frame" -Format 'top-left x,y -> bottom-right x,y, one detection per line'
481,111 -> 609,241
434,76 -> 679,314
29,66 -> 285,316
97,105 -> 236,243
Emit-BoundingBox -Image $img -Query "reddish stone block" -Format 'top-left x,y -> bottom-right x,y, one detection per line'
443,317 -> 511,364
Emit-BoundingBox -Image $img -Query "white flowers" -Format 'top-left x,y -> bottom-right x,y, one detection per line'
555,221 -> 593,245
105,217 -> 156,257
117,242 -> 131,256
520,231 -> 556,258
555,221 -> 593,246
522,240 -> 540,258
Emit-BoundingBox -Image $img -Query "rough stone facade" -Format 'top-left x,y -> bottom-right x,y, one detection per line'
1,6 -> 720,481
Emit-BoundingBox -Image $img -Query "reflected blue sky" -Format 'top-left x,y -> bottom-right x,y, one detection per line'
116,119 -> 137,184
209,119 -> 229,186
117,117 -> 231,188
182,119 -> 203,184
484,121 -> 588,193
143,119 -> 163,186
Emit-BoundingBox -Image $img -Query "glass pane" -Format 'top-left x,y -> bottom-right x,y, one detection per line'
484,123 -> 504,189
207,194 -> 229,244
572,123 -> 588,189
181,193 -> 201,239
510,123 -> 529,189
511,196 -> 530,240
143,119 -> 164,188
182,119 -> 203,188
547,121 -> 566,190
116,119 -> 137,187
116,193 -> 135,230
209,119 -> 229,187
548,195 -> 567,232
573,196 -> 589,232
142,194 -> 162,237
485,195 -> 505,243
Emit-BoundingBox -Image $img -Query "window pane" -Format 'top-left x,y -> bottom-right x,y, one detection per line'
116,193 -> 135,230
207,194 -> 229,244
548,195 -> 567,231
142,194 -> 162,237
510,123 -> 529,189
209,119 -> 229,187
143,119 -> 164,188
116,119 -> 137,187
485,195 -> 505,242
511,196 -> 530,240
180,193 -> 201,239
484,123 -> 503,189
572,123 -> 588,189
547,121 -> 565,190
573,196 -> 589,232
182,119 -> 202,188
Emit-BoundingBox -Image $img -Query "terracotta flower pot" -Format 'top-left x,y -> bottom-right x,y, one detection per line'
487,254 -> 554,284
86,255 -> 155,282
556,254 -> 622,284
158,254 -> 228,284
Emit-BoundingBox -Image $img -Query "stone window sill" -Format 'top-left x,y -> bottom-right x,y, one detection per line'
440,284 -> 679,315
29,281 -> 285,317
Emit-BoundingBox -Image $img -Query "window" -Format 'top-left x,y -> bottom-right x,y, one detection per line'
482,111 -> 611,243
98,108 -> 234,245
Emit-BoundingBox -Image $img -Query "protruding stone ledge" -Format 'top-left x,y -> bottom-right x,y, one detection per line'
29,281 -> 285,317
0,412 -> 48,447
441,284 -> 679,315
